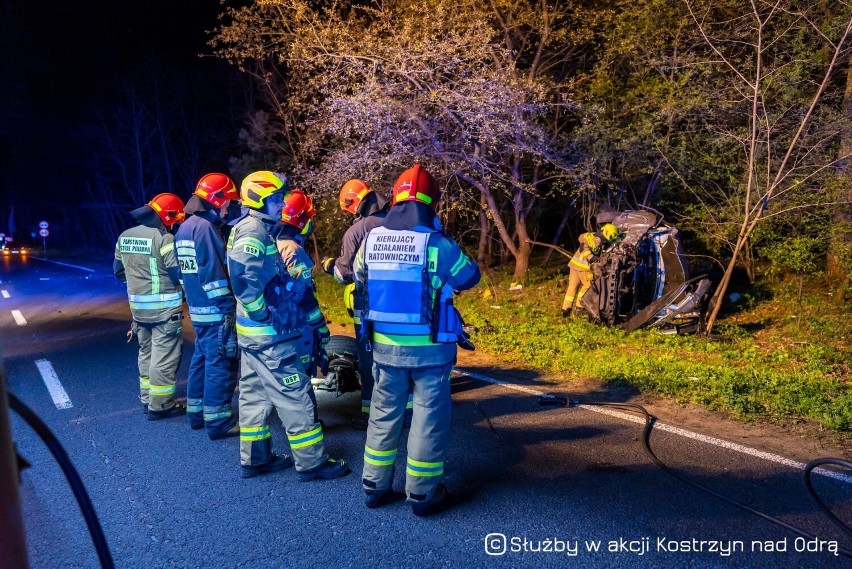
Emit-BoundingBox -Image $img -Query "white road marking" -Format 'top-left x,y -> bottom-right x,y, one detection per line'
35,359 -> 73,410
455,368 -> 852,485
11,310 -> 27,326
39,278 -> 50,281
1,290 -> 9,298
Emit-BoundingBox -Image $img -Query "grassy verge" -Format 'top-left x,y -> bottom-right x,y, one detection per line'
315,269 -> 852,433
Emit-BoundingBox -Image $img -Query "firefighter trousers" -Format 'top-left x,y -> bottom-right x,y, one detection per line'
187,323 -> 238,438
136,316 -> 183,412
562,267 -> 593,311
362,361 -> 454,501
238,338 -> 327,472
355,321 -> 413,422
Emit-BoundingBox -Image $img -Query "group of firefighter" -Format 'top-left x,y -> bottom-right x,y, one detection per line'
113,164 -> 480,516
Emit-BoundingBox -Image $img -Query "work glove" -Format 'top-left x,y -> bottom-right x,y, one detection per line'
270,303 -> 300,334
309,325 -> 331,377
315,324 -> 331,349
321,257 -> 335,275
217,314 -> 238,359
280,274 -> 310,306
313,348 -> 330,376
126,321 -> 139,344
455,309 -> 475,351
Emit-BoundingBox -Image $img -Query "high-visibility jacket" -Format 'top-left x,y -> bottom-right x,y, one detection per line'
174,211 -> 235,326
114,224 -> 183,323
227,211 -> 297,350
354,211 -> 480,369
276,237 -> 325,330
569,232 -> 602,272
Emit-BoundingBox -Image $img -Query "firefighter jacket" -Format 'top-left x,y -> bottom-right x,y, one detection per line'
276,236 -> 325,331
354,201 -> 480,369
331,194 -> 388,284
114,224 -> 183,324
227,211 -> 301,351
174,207 -> 235,326
569,232 -> 603,272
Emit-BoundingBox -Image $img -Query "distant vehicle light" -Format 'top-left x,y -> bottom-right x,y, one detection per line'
2,249 -> 9,255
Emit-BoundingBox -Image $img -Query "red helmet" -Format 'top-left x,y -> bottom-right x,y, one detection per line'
194,173 -> 237,209
148,193 -> 186,228
339,179 -> 373,215
280,189 -> 316,230
391,164 -> 439,209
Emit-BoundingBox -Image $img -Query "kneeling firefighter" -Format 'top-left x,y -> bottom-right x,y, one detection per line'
226,171 -> 349,480
354,164 -> 480,515
174,173 -> 240,440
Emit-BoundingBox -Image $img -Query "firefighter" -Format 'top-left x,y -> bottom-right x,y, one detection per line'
561,223 -> 620,317
355,164 -> 481,516
114,193 -> 187,419
274,190 -> 331,384
174,173 -> 240,440
227,171 -> 349,480
321,179 -> 412,430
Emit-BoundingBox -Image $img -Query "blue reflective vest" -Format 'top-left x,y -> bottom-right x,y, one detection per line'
363,226 -> 432,336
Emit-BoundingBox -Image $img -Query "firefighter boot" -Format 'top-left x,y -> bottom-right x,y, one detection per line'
297,458 -> 351,482
411,484 -> 454,517
148,403 -> 187,421
241,453 -> 293,479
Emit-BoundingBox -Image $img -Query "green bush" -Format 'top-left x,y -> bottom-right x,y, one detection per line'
315,267 -> 852,433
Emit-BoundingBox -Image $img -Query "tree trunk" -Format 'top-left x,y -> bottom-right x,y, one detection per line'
477,192 -> 489,265
743,237 -> 756,282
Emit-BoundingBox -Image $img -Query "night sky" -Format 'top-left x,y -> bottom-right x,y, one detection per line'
0,1 -> 238,247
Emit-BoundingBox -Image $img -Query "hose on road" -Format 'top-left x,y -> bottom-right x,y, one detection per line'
9,392 -> 115,569
578,400 -> 852,559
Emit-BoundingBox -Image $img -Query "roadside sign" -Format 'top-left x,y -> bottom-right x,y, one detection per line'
39,229 -> 49,238
39,221 -> 49,229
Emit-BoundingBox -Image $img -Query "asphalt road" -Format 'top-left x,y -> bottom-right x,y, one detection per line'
1,252 -> 850,568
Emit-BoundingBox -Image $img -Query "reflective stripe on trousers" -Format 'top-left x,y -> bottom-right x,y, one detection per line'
362,361 -> 453,499
238,338 -> 328,471
186,323 -> 238,436
135,319 -> 183,412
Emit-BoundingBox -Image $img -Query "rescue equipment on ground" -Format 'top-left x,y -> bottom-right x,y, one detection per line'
310,335 -> 361,395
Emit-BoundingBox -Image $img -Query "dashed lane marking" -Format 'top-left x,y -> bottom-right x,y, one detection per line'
35,359 -> 73,410
1,290 -> 9,298
454,368 -> 852,485
11,310 -> 27,326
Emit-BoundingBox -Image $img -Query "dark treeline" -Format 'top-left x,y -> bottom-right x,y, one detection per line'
2,1 -> 849,332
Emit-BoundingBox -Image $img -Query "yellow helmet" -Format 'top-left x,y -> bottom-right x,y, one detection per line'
601,223 -> 619,242
240,171 -> 288,209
